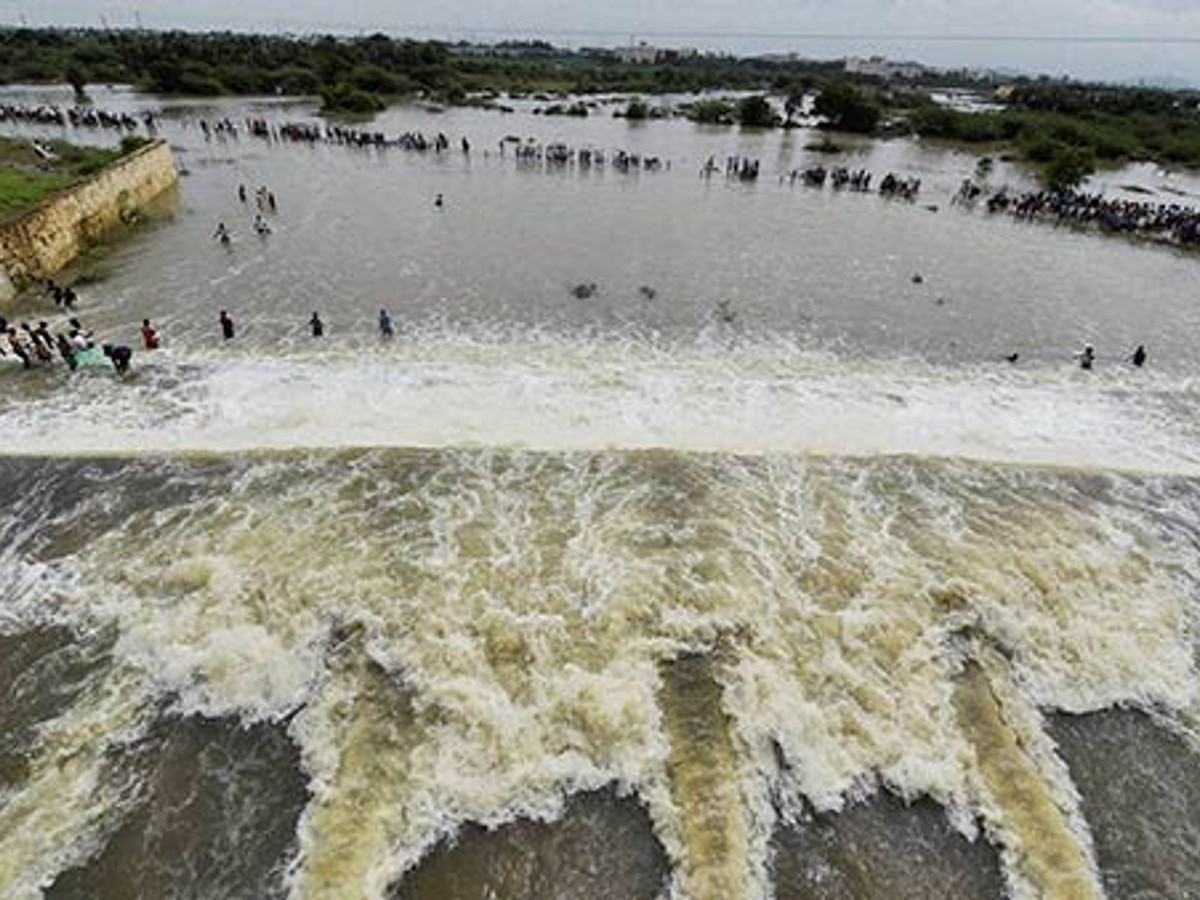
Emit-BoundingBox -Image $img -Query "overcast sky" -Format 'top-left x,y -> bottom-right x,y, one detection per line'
6,0 -> 1200,85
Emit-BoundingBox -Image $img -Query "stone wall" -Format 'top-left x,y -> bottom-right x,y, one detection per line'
0,139 -> 178,308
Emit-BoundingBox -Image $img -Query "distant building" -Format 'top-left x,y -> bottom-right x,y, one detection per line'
844,56 -> 929,81
616,42 -> 661,65
660,47 -> 701,61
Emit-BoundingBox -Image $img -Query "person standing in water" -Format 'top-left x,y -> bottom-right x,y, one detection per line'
6,327 -> 31,369
141,319 -> 160,350
1132,344 -> 1147,367
310,312 -> 324,338
102,343 -> 133,376
1077,344 -> 1095,370
379,308 -> 395,338
219,310 -> 235,340
56,333 -> 78,370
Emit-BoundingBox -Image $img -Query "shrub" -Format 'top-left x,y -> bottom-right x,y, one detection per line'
348,64 -> 398,95
737,94 -> 776,128
320,84 -> 384,114
686,98 -> 735,125
623,98 -> 649,120
1043,145 -> 1096,191
814,81 -> 880,133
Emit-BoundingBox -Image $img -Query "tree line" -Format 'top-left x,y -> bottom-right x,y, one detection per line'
2,28 -> 1199,187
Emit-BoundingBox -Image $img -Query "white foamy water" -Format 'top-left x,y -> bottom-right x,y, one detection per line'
2,331 -> 1198,478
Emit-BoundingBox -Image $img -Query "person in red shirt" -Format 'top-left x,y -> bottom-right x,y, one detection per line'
141,318 -> 160,350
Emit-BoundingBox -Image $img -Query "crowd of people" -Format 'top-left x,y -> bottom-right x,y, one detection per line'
701,155 -> 760,180
0,101 -> 1190,388
237,114 -> 670,174
0,306 -> 151,376
0,102 -> 153,132
980,185 -> 1200,246
9,101 -> 1193,251
786,165 -> 922,201
242,116 -> 468,155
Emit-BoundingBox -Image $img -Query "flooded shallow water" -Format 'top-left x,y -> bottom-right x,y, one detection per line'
3,85 -> 1200,899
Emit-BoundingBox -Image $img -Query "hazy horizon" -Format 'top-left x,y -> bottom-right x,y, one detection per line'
3,0 -> 1200,86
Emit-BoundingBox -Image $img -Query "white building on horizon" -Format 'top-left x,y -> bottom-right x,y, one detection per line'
844,56 -> 930,81
615,42 -> 661,65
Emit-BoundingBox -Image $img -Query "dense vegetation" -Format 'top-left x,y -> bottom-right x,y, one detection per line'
0,28 -> 843,112
906,83 -> 1200,183
2,28 -> 1200,185
0,134 -> 146,218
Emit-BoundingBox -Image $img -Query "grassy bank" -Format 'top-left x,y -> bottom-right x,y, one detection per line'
0,168 -> 75,218
0,135 -> 147,220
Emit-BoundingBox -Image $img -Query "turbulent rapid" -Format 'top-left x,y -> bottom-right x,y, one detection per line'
4,86 -> 1200,900
3,438 -> 1200,898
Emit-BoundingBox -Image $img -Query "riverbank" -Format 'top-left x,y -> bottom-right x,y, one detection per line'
0,137 -> 178,307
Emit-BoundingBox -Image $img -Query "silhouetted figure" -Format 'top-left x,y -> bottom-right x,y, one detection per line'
102,342 -> 132,375
310,312 -> 324,338
1132,344 -> 1147,367
1078,344 -> 1095,370
6,327 -> 31,369
219,310 -> 235,340
379,308 -> 394,338
434,193 -> 444,208
56,333 -> 77,370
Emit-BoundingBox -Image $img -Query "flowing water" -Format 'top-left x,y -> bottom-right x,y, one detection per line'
3,85 -> 1200,899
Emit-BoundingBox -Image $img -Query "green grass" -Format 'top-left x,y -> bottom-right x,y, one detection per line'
0,135 -> 125,176
0,168 -> 76,218
0,135 -> 136,220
